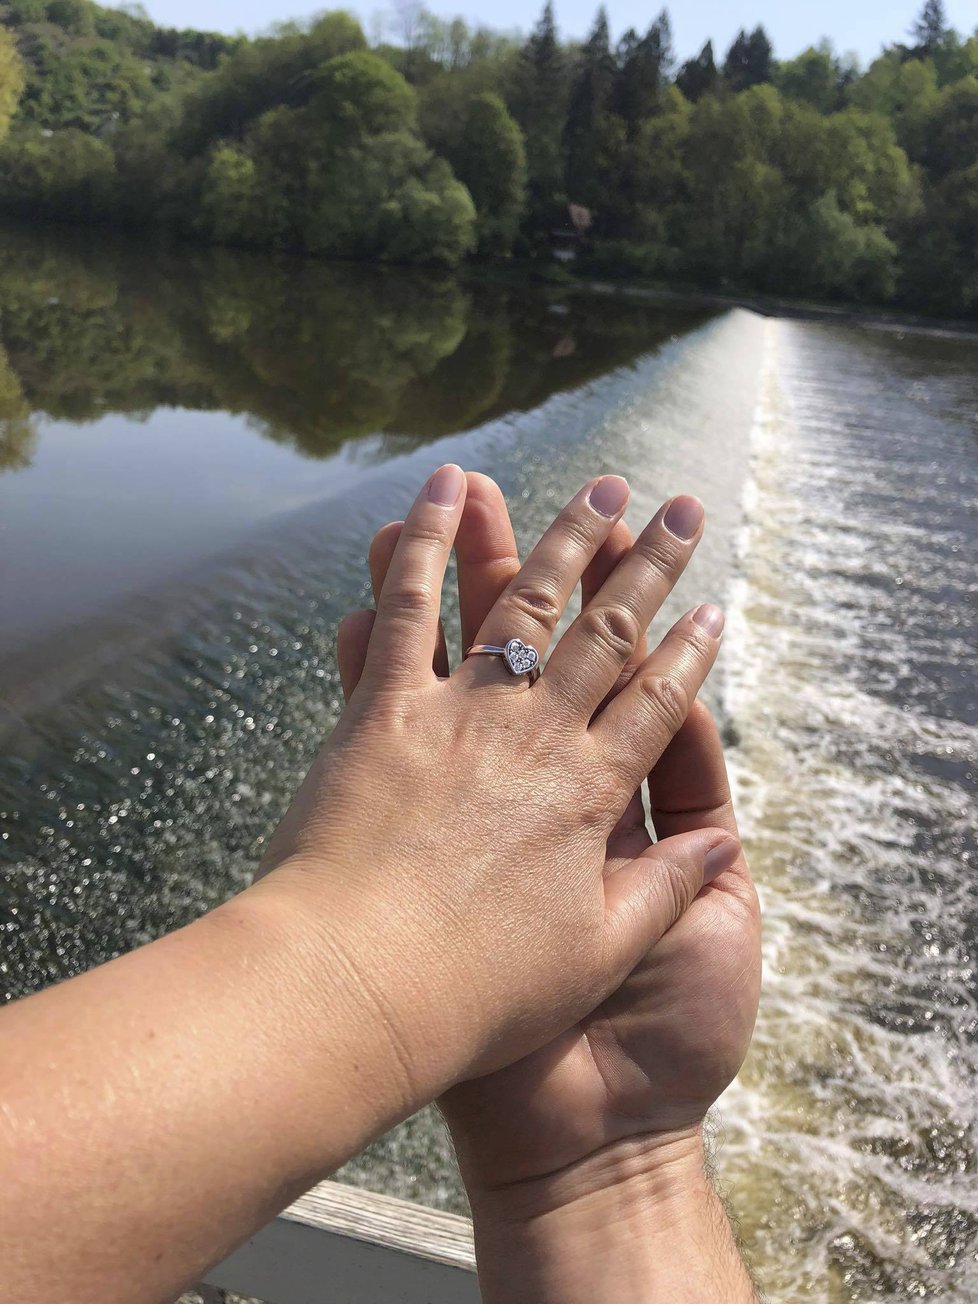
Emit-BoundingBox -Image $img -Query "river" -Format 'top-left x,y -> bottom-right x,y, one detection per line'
1,227 -> 976,1301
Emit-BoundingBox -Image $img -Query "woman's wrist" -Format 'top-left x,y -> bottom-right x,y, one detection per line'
208,876 -> 434,1180
465,1129 -> 758,1304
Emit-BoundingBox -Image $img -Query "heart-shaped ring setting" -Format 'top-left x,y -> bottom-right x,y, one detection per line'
464,639 -> 542,683
504,639 -> 540,676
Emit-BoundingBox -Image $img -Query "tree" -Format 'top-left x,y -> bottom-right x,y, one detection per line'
676,40 -> 718,103
924,76 -> 978,178
613,11 -> 673,134
312,49 -> 417,134
173,11 -> 367,156
510,0 -> 568,225
911,0 -> 951,57
449,92 -> 526,254
0,128 -> 115,222
197,52 -> 477,266
776,43 -> 845,113
0,28 -> 26,140
200,145 -> 263,245
723,26 -> 773,92
851,50 -> 938,158
564,7 -> 619,206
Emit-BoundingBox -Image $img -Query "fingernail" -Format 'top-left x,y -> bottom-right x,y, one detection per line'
427,464 -> 464,507
663,495 -> 704,540
588,475 -> 630,518
704,839 -> 741,884
692,604 -> 725,638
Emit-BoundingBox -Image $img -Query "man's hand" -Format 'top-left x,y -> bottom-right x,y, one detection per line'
339,472 -> 762,1301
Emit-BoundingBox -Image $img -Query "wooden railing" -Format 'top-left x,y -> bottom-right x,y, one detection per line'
201,1180 -> 480,1303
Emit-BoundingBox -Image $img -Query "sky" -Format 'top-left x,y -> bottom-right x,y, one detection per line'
125,0 -> 978,65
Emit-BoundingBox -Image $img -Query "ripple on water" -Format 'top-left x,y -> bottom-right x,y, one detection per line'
721,318 -> 978,1302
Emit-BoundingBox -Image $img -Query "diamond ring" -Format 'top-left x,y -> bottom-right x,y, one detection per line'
465,638 -> 541,683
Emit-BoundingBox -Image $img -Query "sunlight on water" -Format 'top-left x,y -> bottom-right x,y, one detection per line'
719,319 -> 978,1301
2,253 -> 976,1299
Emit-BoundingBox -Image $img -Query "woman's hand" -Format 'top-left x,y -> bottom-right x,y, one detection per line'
258,463 -> 736,1119
338,471 -> 761,1188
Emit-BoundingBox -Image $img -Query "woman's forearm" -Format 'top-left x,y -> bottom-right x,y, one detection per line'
0,884 -> 418,1304
467,1131 -> 759,1304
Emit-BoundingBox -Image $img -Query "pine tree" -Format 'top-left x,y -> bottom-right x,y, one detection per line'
564,7 -> 617,204
723,26 -> 773,92
911,0 -> 950,55
676,39 -> 718,103
614,10 -> 674,134
511,0 -> 569,223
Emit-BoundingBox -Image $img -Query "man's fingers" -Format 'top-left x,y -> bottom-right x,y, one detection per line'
362,463 -> 465,688
590,603 -> 725,795
649,698 -> 740,842
455,472 -> 521,650
463,475 -> 631,688
543,495 -> 705,715
369,521 -> 449,677
602,829 -> 742,985
581,519 -> 648,711
337,610 -> 376,700
368,521 -> 402,600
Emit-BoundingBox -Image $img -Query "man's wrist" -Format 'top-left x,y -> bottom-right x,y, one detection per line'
466,1127 -> 709,1226
466,1130 -> 759,1304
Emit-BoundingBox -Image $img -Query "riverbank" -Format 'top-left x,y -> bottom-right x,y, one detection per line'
461,255 -> 978,339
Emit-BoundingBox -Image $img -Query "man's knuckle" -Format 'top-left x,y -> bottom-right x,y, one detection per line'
385,581 -> 433,617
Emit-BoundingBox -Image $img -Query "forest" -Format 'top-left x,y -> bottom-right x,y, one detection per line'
0,0 -> 976,314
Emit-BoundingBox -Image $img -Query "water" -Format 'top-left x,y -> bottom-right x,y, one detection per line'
1,228 -> 976,1300
721,319 -> 978,1301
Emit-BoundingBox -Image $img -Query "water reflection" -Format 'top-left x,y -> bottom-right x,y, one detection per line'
0,227 -> 709,468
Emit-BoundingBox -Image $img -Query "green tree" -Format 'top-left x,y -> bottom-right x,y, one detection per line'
563,7 -> 620,209
510,0 -> 568,227
924,76 -> 978,178
0,127 -> 115,221
723,26 -> 773,92
448,92 -> 526,255
851,50 -> 938,158
312,48 -> 417,133
199,145 -> 263,245
910,0 -> 951,58
613,11 -> 673,134
776,43 -> 845,113
0,28 -> 26,139
174,11 -> 367,155
197,52 -> 477,266
676,40 -> 718,103
611,84 -> 689,252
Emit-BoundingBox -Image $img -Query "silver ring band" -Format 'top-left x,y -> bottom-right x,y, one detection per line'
466,638 -> 541,683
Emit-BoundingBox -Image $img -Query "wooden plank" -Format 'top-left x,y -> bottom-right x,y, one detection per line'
203,1180 -> 479,1304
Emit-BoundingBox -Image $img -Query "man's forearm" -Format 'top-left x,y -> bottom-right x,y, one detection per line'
467,1131 -> 759,1304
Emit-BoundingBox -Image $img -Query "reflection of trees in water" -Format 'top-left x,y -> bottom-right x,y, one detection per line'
0,343 -> 36,472
0,226 -> 715,465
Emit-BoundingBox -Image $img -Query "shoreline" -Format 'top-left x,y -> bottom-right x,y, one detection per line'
3,215 -> 976,340
460,258 -> 978,340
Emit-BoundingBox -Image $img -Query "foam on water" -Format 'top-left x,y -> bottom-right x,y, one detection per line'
3,304 -> 976,1299
718,318 -> 978,1301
